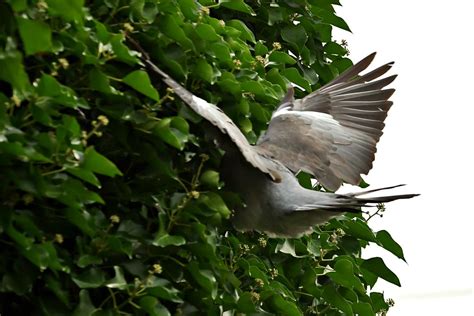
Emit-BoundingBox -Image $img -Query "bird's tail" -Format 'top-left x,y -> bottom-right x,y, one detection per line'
348,184 -> 418,202
296,184 -> 419,213
335,184 -> 419,213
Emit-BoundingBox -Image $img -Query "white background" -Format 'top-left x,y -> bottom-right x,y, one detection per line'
332,0 -> 474,314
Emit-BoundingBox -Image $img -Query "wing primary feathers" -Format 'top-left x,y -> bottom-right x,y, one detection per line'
324,52 -> 377,87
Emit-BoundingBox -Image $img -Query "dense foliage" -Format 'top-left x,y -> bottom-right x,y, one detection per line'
0,0 -> 405,315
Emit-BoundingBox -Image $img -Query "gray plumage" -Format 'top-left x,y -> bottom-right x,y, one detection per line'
139,50 -> 418,237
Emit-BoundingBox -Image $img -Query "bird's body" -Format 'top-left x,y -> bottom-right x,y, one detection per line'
221,150 -> 341,237
132,44 -> 419,237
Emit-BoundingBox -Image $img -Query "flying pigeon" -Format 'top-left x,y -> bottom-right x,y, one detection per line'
136,46 -> 418,237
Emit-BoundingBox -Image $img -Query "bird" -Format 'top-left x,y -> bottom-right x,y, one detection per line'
135,46 -> 418,237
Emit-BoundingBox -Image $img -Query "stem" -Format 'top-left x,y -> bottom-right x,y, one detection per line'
108,287 -> 118,309
41,167 -> 66,176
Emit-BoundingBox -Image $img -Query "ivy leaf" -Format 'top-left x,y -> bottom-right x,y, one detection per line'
16,18 -> 53,55
376,230 -> 406,261
139,296 -> 171,316
122,70 -> 160,101
66,167 -> 101,188
106,266 -> 127,290
153,234 -> 186,247
237,292 -> 257,313
196,24 -> 221,42
146,276 -> 184,303
195,59 -> 215,83
81,147 -> 123,177
219,0 -> 256,15
269,295 -> 301,315
198,192 -> 231,218
282,68 -> 312,92
353,302 -> 375,316
36,74 -> 89,109
322,284 -> 353,315
361,257 -> 401,287
152,117 -> 189,150
269,51 -> 297,65
227,20 -> 255,43
327,259 -> 365,293
72,290 -> 96,316
281,24 -> 308,50
0,50 -> 32,96
72,268 -> 106,289
46,0 -> 84,22
89,68 -> 117,94
187,262 -> 217,298
312,7 -> 351,31
158,15 -> 195,51
344,219 -> 376,242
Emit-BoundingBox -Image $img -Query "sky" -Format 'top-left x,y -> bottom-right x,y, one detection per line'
332,0 -> 474,314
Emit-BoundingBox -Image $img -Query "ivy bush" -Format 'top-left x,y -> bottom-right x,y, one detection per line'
0,0 -> 405,315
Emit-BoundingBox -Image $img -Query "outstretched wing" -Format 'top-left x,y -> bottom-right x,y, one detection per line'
141,58 -> 282,182
257,53 -> 396,191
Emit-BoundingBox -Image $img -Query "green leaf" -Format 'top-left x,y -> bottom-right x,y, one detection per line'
324,42 -> 348,56
72,268 -> 106,288
0,141 -> 51,162
153,117 -> 189,150
327,259 -> 365,293
45,274 -> 70,307
270,295 -> 301,315
269,51 -> 297,65
77,254 -> 103,268
370,292 -> 390,313
106,266 -> 127,290
199,192 -> 231,217
110,34 -> 140,65
130,0 -> 158,23
187,262 -> 217,298
65,208 -> 95,237
195,59 -> 215,83
89,68 -> 117,94
281,24 -> 308,50
146,276 -> 183,303
0,50 -> 31,96
72,290 -> 96,316
344,219 -> 376,242
66,167 -> 101,188
376,230 -> 406,261
46,0 -> 84,22
361,257 -> 401,287
275,239 -> 305,258
196,24 -> 221,42
322,284 -> 353,315
123,70 -> 160,101
153,234 -> 186,247
158,15 -> 194,51
312,7 -> 351,31
16,18 -> 53,55
8,0 -> 27,11
139,296 -> 171,316
179,0 -> 199,21
353,302 -> 375,316
237,292 -> 257,313
209,42 -> 232,63
20,242 -> 63,271
219,0 -> 255,15
282,68 -> 311,92
81,147 -> 123,177
199,170 -> 220,188
36,74 -> 89,109
254,41 -> 268,56
227,20 -> 255,43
